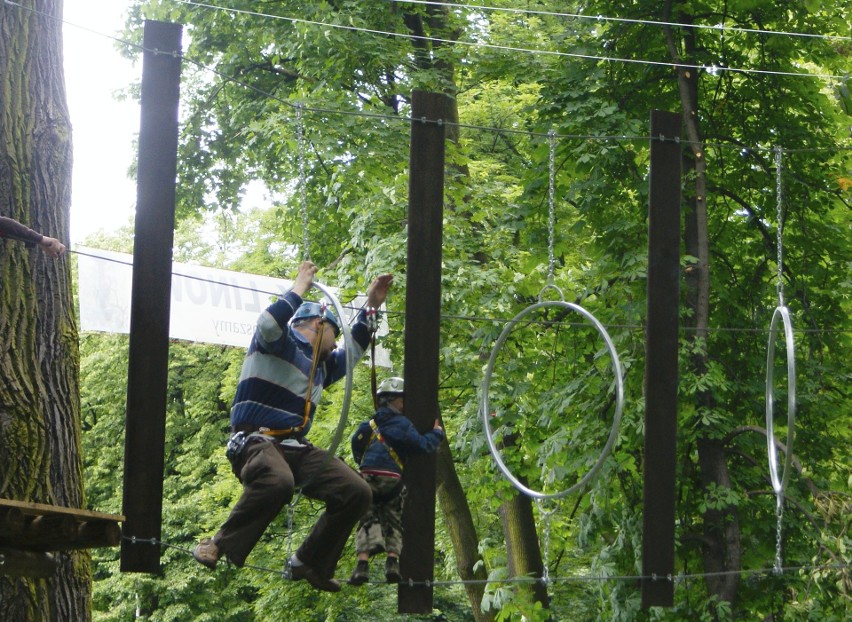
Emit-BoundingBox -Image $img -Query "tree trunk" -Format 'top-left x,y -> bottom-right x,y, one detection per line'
500,493 -> 550,608
664,3 -> 741,612
435,443 -> 494,622
0,1 -> 88,620
497,435 -> 550,612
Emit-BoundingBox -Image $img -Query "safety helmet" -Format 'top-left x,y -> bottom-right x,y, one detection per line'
376,377 -> 404,397
290,301 -> 341,336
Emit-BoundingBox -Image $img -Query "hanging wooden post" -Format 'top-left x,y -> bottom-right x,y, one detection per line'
120,20 -> 182,573
641,109 -> 682,607
398,90 -> 448,614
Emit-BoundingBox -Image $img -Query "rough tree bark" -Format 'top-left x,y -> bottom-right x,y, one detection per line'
497,435 -> 550,612
0,1 -> 88,620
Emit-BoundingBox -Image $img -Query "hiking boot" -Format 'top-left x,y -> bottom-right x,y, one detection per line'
348,560 -> 370,586
193,538 -> 220,570
290,562 -> 342,592
385,557 -> 401,583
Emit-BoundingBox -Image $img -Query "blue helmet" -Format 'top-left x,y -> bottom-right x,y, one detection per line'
291,301 -> 341,336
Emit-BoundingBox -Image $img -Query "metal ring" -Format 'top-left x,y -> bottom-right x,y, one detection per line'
537,284 -> 565,303
481,301 -> 624,499
292,280 -> 353,495
765,305 -> 796,496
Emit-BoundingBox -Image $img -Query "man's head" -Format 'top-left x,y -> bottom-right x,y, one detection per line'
377,376 -> 404,412
290,301 -> 341,358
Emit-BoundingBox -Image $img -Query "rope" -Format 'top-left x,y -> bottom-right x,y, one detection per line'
296,103 -> 310,261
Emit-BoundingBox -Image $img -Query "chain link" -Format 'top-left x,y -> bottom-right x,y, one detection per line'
547,130 -> 557,283
537,499 -> 557,585
281,502 -> 297,579
774,145 -> 784,306
774,495 -> 784,575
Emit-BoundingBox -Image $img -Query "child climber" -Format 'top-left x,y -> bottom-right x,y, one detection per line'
348,376 -> 444,585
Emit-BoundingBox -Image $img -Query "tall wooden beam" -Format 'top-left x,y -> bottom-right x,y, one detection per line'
399,90 -> 448,614
121,20 -> 182,573
641,110 -> 682,607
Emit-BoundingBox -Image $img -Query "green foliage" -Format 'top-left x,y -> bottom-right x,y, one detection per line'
78,0 -> 852,619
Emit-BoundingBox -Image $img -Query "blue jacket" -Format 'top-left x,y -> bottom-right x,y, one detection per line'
351,406 -> 444,475
230,290 -> 372,436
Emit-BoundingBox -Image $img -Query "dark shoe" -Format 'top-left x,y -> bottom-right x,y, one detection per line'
290,562 -> 342,592
193,538 -> 220,570
348,560 -> 370,586
385,557 -> 401,584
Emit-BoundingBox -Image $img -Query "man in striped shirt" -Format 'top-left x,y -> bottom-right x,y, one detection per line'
193,260 -> 392,592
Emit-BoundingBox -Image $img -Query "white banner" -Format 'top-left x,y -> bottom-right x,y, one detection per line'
76,246 -> 391,366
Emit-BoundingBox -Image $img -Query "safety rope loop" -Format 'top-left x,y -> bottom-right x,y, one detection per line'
296,103 -> 310,262
547,129 -> 557,284
774,145 -> 784,307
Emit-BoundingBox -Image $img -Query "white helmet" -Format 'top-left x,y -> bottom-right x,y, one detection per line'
376,377 -> 404,397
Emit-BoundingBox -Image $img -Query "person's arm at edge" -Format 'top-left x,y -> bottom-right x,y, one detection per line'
0,216 -> 65,257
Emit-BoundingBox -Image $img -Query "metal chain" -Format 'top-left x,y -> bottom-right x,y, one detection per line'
547,129 -> 557,283
536,499 -> 557,585
774,145 -> 784,306
281,502 -> 297,579
296,103 -> 310,261
774,495 -> 784,575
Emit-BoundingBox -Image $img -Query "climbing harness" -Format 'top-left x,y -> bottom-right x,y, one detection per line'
366,418 -> 405,472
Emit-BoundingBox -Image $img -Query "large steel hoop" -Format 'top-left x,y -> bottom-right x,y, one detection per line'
294,280 -> 353,491
765,305 -> 796,496
481,300 -> 625,500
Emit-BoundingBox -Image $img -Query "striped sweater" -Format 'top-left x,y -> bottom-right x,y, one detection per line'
229,290 -> 371,436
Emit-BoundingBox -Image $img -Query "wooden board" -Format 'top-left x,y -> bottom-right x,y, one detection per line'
0,498 -> 124,522
0,498 -> 124,571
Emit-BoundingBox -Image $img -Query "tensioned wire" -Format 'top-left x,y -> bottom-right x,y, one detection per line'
68,248 -> 852,335
168,0 -> 849,81
120,534 -> 850,588
391,0 -> 852,42
8,0 -> 852,155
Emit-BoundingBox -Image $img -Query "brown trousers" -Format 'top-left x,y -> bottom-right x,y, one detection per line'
213,438 -> 372,579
